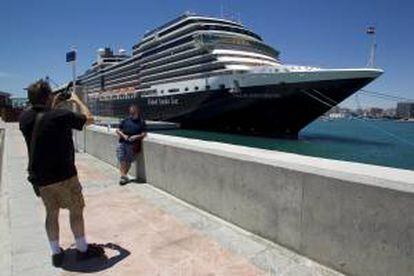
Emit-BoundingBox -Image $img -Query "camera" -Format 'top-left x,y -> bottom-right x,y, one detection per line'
53,82 -> 72,101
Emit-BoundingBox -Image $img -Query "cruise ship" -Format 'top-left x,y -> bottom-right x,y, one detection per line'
78,13 -> 383,137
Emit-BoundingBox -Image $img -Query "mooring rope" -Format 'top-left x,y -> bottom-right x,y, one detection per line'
301,88 -> 414,148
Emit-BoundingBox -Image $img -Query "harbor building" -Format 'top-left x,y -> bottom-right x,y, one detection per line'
368,107 -> 384,118
0,91 -> 11,107
396,101 -> 414,119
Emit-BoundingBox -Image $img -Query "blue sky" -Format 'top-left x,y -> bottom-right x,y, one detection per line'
0,0 -> 413,108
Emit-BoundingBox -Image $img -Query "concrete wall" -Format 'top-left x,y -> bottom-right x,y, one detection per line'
0,129 -> 4,181
77,126 -> 414,276
74,126 -> 146,182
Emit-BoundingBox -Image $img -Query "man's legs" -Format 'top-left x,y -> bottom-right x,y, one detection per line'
40,177 -> 104,263
120,161 -> 131,177
45,208 -> 61,254
69,206 -> 88,252
40,185 -> 62,256
67,178 -> 105,259
69,202 -> 105,259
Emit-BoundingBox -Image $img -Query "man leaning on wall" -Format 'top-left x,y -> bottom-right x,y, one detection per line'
19,80 -> 105,267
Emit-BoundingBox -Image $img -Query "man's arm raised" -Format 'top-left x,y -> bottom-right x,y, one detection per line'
69,93 -> 94,126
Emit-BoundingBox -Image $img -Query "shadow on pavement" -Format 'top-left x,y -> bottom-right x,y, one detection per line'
122,178 -> 145,185
61,242 -> 130,273
130,178 -> 145,184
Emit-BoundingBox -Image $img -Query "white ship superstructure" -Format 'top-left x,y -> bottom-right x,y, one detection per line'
134,15 -> 282,96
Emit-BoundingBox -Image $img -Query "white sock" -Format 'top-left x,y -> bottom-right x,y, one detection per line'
49,240 -> 61,255
75,236 -> 88,252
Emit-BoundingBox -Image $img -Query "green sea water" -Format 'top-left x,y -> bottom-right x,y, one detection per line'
154,119 -> 414,170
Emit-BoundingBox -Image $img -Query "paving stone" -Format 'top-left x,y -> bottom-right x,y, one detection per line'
208,225 -> 268,258
251,248 -> 295,275
11,251 -> 55,275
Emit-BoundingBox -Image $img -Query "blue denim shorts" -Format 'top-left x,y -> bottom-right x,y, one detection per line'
116,143 -> 136,163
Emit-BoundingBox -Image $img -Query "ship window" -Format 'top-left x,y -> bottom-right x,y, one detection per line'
194,86 -> 199,90
219,84 -> 225,90
140,36 -> 193,59
202,25 -> 262,41
160,90 -> 164,94
201,34 -> 279,58
158,18 -> 243,38
206,85 -> 211,90
184,87 -> 189,91
168,88 -> 179,93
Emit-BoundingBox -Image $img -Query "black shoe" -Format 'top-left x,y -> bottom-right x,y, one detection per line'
119,176 -> 129,186
52,248 -> 65,267
76,243 -> 105,261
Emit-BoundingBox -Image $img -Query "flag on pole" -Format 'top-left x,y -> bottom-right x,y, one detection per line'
66,50 -> 76,62
366,26 -> 375,35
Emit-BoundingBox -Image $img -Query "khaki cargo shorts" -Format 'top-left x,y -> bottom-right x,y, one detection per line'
39,175 -> 85,212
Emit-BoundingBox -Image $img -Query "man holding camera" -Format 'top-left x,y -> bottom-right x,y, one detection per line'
19,80 -> 104,267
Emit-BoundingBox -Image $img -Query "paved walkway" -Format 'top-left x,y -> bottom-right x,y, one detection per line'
0,123 -> 343,275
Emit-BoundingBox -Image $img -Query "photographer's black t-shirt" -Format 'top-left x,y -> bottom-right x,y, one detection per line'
19,106 -> 87,186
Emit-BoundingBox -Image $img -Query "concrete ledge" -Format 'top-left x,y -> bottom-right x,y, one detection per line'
76,126 -> 414,276
94,116 -> 179,130
0,127 -> 11,275
145,133 -> 414,193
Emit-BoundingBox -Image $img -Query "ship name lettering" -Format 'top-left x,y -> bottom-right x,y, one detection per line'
147,98 -> 179,105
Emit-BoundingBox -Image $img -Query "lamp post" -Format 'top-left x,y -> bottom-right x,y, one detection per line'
66,47 -> 77,92
66,47 -> 80,151
366,26 -> 376,68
